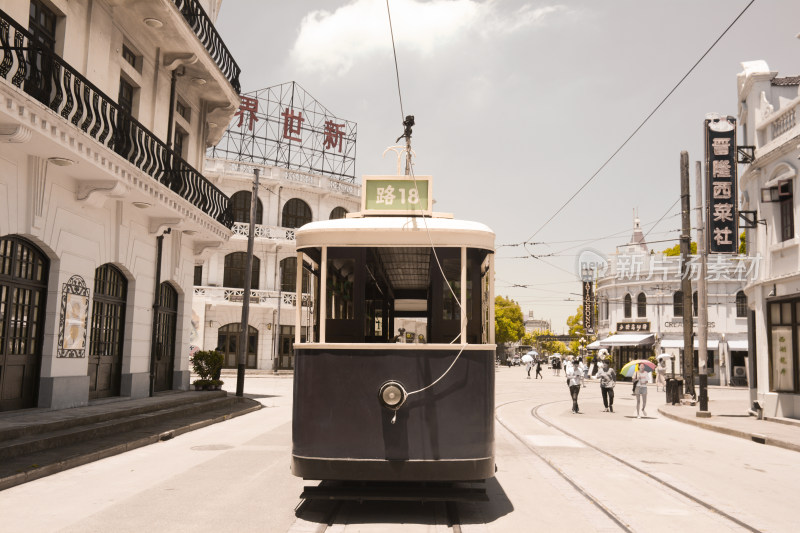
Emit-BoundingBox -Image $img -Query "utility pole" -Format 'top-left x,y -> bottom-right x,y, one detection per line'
236,168 -> 259,397
695,160 -> 709,414
680,152 -> 695,398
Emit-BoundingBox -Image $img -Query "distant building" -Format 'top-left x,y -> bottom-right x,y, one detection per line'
0,0 -> 240,410
593,217 -> 749,386
524,312 -> 551,334
738,60 -> 800,418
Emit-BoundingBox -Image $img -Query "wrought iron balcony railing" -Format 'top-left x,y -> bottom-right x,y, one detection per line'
173,0 -> 241,94
0,9 -> 233,229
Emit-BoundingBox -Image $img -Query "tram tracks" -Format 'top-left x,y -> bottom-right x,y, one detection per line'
496,397 -> 763,533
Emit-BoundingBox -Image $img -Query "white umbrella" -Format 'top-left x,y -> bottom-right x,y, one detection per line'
598,348 -> 609,357
657,353 -> 673,360
521,354 -> 534,363
551,353 -> 562,359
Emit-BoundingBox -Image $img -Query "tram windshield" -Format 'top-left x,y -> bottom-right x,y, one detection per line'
298,245 -> 493,345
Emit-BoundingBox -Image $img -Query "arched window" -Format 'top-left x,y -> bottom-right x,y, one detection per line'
0,236 -> 49,410
736,291 -> 747,317
282,198 -> 312,228
223,252 -> 260,290
693,291 -> 698,317
330,207 -> 348,220
89,264 -> 127,399
673,291 -> 683,317
637,292 -> 647,317
623,293 -> 632,318
230,191 -> 263,224
217,323 -> 258,368
153,282 -> 178,392
602,297 -> 609,321
281,256 -> 309,293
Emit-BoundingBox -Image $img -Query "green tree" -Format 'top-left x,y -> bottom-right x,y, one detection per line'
739,231 -> 746,255
565,306 -> 585,354
522,329 -> 568,355
662,241 -> 697,256
495,296 -> 525,345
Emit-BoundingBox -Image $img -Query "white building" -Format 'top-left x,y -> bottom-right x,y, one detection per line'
594,217 -> 749,386
0,0 -> 240,410
192,160 -> 361,370
738,59 -> 800,418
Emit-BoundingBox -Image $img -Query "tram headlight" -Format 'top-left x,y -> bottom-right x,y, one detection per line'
378,380 -> 407,410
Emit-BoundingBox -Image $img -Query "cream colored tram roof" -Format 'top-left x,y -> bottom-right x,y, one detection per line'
295,216 -> 495,251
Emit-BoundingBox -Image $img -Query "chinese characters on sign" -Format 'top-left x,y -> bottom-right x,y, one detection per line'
210,82 -> 357,182
612,253 -> 760,282
363,176 -> 432,214
705,117 -> 738,254
583,281 -> 594,334
616,322 -> 651,333
235,96 -> 259,130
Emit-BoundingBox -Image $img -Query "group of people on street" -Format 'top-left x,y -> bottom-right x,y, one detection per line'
566,358 -> 662,418
525,359 -> 543,379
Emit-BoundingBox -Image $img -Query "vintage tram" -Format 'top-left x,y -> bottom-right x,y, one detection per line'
290,175 -> 496,483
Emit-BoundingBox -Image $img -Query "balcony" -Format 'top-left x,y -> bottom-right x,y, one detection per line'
231,222 -> 296,241
0,9 -> 233,229
757,95 -> 800,153
172,0 -> 241,93
194,286 -> 312,307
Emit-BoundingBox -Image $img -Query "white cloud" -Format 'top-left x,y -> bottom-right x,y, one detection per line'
289,0 -> 565,77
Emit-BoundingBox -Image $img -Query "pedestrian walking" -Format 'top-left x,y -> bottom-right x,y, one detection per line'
596,360 -> 616,412
567,359 -> 582,413
526,360 -> 532,379
655,360 -> 667,392
535,359 -> 543,379
633,363 -> 652,418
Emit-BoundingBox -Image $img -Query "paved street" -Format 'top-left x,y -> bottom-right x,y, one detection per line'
0,367 -> 795,532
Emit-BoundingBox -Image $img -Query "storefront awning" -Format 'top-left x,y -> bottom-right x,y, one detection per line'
727,340 -> 749,351
587,340 -> 603,350
660,339 -> 719,350
599,334 -> 654,347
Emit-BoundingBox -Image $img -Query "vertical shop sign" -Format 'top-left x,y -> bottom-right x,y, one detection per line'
583,280 -> 594,334
705,116 -> 738,254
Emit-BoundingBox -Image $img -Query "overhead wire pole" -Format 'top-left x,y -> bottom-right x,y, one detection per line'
236,168 -> 260,397
680,152 -> 695,399
695,160 -> 710,414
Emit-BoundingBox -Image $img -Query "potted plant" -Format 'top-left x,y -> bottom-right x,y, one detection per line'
191,350 -> 225,391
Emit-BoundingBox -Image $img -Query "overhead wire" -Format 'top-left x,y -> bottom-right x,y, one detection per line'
521,0 -> 756,246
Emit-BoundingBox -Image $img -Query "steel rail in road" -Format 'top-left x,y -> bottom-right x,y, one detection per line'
496,397 -> 763,533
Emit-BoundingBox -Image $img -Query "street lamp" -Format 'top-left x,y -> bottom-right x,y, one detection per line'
579,336 -> 586,358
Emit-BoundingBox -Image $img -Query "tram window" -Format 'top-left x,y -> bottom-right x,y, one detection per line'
327,258 -> 355,320
441,258 -> 460,321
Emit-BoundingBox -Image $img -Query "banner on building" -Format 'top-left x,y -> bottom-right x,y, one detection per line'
705,115 -> 738,254
583,280 -> 594,334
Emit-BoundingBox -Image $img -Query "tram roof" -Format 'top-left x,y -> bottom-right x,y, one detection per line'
295,215 -> 495,250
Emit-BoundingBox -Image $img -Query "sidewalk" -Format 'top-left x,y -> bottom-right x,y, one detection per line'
657,387 -> 800,453
0,390 -> 261,490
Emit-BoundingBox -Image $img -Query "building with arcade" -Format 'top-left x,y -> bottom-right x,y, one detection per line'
0,0 -> 241,410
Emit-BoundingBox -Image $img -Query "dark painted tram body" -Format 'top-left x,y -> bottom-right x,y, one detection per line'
291,214 -> 496,482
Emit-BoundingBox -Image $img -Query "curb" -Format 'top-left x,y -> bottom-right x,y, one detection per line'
0,400 -> 262,492
657,406 -> 800,454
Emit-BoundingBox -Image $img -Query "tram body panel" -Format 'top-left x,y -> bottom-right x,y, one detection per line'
291,345 -> 495,481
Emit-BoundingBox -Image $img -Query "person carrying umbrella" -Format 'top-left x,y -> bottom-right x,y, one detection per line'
633,363 -> 652,418
535,358 -> 543,379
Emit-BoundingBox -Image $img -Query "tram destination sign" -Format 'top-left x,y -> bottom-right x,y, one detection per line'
362,176 -> 433,215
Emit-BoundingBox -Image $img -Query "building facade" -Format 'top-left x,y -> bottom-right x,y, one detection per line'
738,60 -> 800,418
191,159 -> 361,370
594,218 -> 749,386
0,0 -> 240,410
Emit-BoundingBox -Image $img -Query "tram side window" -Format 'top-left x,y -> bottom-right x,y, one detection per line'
441,258 -> 460,321
327,258 -> 355,320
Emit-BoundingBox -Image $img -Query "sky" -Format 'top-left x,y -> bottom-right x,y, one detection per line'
215,0 -> 800,332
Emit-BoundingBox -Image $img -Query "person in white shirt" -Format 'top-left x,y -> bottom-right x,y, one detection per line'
634,364 -> 652,418
567,360 -> 583,413
596,361 -> 616,412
